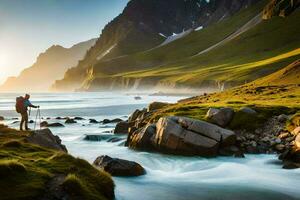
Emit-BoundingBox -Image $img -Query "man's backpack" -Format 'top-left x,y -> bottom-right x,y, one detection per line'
16,96 -> 25,113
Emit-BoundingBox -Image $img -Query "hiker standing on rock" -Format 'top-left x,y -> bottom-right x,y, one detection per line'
16,94 -> 39,131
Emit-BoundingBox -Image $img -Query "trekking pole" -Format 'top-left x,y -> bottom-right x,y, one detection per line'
38,108 -> 41,130
34,108 -> 39,131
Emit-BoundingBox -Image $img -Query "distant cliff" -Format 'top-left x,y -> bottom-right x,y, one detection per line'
0,38 -> 96,92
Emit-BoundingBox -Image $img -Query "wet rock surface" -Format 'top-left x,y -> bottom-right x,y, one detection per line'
93,155 -> 145,176
114,121 -> 129,134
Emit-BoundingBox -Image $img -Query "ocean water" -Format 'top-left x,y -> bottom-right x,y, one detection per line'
1,92 -> 300,200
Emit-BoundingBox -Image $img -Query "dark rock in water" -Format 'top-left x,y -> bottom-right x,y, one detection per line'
147,102 -> 170,112
206,107 -> 234,127
114,121 -> 129,134
65,118 -> 77,124
84,134 -> 112,141
111,118 -> 123,123
102,118 -> 123,124
12,121 -> 20,124
26,128 -> 67,152
127,116 -> 236,157
0,116 -> 4,120
134,96 -> 142,100
46,117 -> 51,120
279,149 -> 300,169
41,121 -> 64,127
48,123 -> 65,127
219,145 -> 243,157
29,120 -> 34,124
56,117 -> 62,120
11,117 -> 18,120
74,117 -> 85,120
102,119 -> 111,124
107,137 -> 124,143
93,155 -> 145,176
84,135 -> 103,141
89,119 -> 99,123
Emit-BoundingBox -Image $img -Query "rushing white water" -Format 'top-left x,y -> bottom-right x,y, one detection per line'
1,92 -> 300,200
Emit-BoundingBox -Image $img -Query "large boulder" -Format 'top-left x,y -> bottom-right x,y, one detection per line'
0,116 -> 4,121
93,155 -> 145,176
148,102 -> 170,112
25,128 -> 67,152
127,124 -> 156,149
206,107 -> 234,127
114,121 -> 129,134
127,116 -> 236,157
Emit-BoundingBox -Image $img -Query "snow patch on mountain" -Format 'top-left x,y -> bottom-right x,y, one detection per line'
160,29 -> 193,46
195,26 -> 203,31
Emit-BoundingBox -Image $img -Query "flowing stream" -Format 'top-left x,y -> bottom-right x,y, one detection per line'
1,92 -> 300,200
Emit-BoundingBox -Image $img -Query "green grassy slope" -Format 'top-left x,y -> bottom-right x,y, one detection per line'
0,125 -> 114,200
84,1 -> 300,90
141,59 -> 300,130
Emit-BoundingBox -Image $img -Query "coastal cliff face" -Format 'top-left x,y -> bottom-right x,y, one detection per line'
52,0 -> 262,91
0,39 -> 96,92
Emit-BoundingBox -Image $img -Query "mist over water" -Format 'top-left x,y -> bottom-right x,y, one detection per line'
1,92 -> 300,200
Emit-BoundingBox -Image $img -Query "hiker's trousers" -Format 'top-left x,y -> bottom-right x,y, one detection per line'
20,112 -> 28,130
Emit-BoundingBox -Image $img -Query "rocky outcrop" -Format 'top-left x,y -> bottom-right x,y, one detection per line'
114,121 -> 129,134
25,128 -> 67,152
127,116 -> 236,157
206,107 -> 235,127
93,155 -> 145,176
279,126 -> 300,169
0,116 -> 4,121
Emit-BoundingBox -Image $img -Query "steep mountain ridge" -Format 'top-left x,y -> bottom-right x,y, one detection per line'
0,39 -> 96,92
52,0 -> 261,91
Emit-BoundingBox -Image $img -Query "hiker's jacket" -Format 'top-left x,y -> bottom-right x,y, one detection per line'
24,99 -> 37,110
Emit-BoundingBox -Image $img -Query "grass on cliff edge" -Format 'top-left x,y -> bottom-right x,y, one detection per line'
0,124 -> 114,200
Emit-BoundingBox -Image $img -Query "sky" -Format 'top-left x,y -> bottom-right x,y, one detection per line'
0,0 -> 128,84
